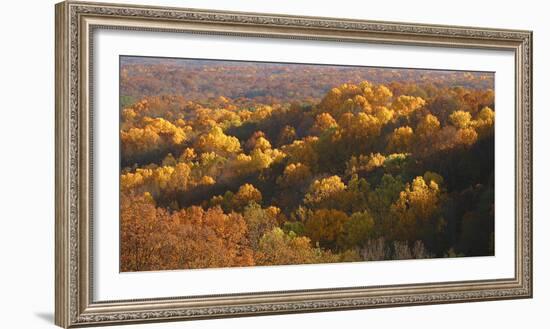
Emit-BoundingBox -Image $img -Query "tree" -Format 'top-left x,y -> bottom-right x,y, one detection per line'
338,211 -> 375,249
477,106 -> 495,124
391,176 -> 443,242
243,203 -> 279,249
319,82 -> 393,120
343,174 -> 371,212
455,127 -> 478,146
449,110 -> 472,129
254,136 -> 272,151
276,162 -> 312,188
245,131 -> 271,151
168,206 -> 254,269
120,116 -> 190,165
196,126 -> 241,156
304,176 -> 346,205
120,192 -> 169,271
417,114 -> 441,138
345,153 -> 386,175
312,112 -> 339,134
162,153 -> 177,167
166,162 -> 191,193
209,183 -> 262,212
255,228 -> 337,265
388,126 -> 414,152
365,84 -> 393,106
367,174 -> 404,237
249,105 -> 273,122
424,171 -> 444,187
120,162 -> 191,199
373,106 -> 394,124
232,183 -> 263,210
198,175 -> 216,186
472,106 -> 495,137
392,95 -> 426,118
178,147 -> 197,162
281,137 -> 319,170
277,125 -> 297,146
121,193 -> 255,271
304,209 -> 350,249
338,112 -> 383,142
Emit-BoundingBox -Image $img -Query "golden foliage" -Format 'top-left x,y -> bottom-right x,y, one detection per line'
391,95 -> 426,117
388,126 -> 414,152
337,112 -> 383,144
417,114 -> 441,138
277,163 -> 312,188
120,193 -> 254,271
304,209 -> 350,248
449,110 -> 472,129
391,176 -> 441,241
120,116 -> 191,163
472,106 -> 495,137
304,176 -> 346,205
119,69 -> 495,270
120,162 -> 191,198
313,112 -> 339,133
455,127 -> 478,146
281,136 -> 319,169
196,126 -> 242,156
345,153 -> 386,175
256,228 -> 338,265
319,81 -> 396,119
233,184 -> 263,209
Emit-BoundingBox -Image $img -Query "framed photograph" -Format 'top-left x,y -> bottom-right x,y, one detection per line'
55,1 -> 532,327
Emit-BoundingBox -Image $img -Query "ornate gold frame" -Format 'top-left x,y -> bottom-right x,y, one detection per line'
55,1 -> 533,327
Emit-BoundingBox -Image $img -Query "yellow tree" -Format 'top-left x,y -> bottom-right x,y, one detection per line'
281,137 -> 319,170
338,112 -> 383,144
255,228 -> 338,265
417,114 -> 441,139
253,136 -> 272,152
276,163 -> 312,188
373,106 -> 395,124
364,84 -> 393,107
230,183 -> 263,211
392,95 -> 426,118
388,126 -> 414,153
249,105 -> 273,122
416,114 -> 441,154
455,127 -> 478,146
304,175 -> 346,205
472,106 -> 495,137
449,110 -> 472,129
312,112 -> 339,134
391,176 -> 442,242
165,162 -> 191,193
178,147 -> 197,162
345,153 -> 386,176
245,131 -> 270,151
196,126 -> 241,156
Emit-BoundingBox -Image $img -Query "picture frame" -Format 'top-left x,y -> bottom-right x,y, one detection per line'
55,1 -> 532,327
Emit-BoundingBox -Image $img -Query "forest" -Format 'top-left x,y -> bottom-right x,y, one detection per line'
119,57 -> 495,272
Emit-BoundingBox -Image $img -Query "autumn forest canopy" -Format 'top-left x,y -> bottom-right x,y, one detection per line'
119,56 -> 495,272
